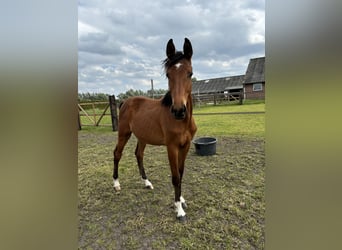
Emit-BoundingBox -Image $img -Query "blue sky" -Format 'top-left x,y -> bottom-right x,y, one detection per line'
78,0 -> 264,95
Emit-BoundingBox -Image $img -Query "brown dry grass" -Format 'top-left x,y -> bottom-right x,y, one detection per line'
79,129 -> 265,249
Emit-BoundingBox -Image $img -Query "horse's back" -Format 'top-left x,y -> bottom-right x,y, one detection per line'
119,96 -> 166,145
119,96 -> 162,117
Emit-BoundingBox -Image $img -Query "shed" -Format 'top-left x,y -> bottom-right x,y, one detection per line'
243,57 -> 265,99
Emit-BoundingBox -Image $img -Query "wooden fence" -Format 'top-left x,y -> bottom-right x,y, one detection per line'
78,93 -> 264,131
192,90 -> 266,107
192,92 -> 243,106
78,95 -> 118,131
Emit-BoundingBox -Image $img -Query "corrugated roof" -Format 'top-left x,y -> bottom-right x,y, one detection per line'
192,75 -> 244,94
244,57 -> 265,84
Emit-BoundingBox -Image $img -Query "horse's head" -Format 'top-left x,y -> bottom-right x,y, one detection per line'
163,38 -> 193,120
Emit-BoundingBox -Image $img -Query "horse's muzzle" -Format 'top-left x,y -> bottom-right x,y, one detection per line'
171,105 -> 187,120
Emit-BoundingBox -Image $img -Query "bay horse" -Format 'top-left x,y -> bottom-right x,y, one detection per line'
113,38 -> 197,221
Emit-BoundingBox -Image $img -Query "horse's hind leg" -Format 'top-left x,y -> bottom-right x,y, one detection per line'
113,131 -> 131,191
135,141 -> 153,189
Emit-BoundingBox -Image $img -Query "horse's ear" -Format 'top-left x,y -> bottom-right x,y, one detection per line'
166,39 -> 176,59
183,38 -> 193,60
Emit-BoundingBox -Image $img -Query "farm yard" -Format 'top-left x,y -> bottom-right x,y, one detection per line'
78,100 -> 265,249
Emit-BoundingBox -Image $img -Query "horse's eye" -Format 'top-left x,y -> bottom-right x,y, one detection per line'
166,73 -> 169,78
188,72 -> 193,78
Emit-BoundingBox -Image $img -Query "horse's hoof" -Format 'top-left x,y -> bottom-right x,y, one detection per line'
145,185 -> 154,190
181,202 -> 187,209
114,186 -> 121,192
177,215 -> 186,222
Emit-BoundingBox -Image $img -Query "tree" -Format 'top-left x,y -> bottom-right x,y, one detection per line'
78,88 -> 169,104
78,92 -> 109,102
146,88 -> 168,98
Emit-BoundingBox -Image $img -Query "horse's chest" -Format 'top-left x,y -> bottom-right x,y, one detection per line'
166,127 -> 192,146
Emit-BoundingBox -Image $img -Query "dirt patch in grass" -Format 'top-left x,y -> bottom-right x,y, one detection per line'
79,131 -> 265,249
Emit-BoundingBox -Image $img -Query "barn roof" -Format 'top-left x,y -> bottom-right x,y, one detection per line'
244,57 -> 265,84
192,75 -> 244,94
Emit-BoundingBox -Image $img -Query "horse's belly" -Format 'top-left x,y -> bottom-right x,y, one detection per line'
131,121 -> 165,145
133,130 -> 165,145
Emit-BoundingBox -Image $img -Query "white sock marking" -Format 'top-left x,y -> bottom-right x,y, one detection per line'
113,179 -> 121,191
175,201 -> 186,217
180,196 -> 185,204
143,179 -> 154,189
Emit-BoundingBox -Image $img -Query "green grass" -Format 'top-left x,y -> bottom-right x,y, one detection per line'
78,102 -> 265,249
195,114 -> 264,137
79,112 -> 113,126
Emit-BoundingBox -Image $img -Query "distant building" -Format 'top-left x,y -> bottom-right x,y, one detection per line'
192,75 -> 244,95
192,56 -> 265,100
243,57 -> 265,100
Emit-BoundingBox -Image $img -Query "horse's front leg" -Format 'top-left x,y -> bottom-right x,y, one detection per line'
167,145 -> 186,221
178,141 -> 191,209
113,132 -> 131,191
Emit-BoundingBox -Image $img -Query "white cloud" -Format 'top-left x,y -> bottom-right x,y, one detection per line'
78,21 -> 103,38
78,0 -> 265,95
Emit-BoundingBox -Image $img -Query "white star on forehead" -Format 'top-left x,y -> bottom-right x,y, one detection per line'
174,62 -> 182,69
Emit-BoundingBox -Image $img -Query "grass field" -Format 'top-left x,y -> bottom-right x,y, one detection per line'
78,101 -> 265,249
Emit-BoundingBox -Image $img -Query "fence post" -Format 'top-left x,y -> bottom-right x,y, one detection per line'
78,110 -> 82,130
92,103 -> 96,125
239,91 -> 243,105
109,95 -> 118,131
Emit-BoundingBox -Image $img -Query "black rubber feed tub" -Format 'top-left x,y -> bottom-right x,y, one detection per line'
192,137 -> 217,156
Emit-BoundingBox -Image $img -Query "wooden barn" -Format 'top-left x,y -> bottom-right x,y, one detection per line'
243,57 -> 265,99
191,56 -> 265,103
192,75 -> 244,103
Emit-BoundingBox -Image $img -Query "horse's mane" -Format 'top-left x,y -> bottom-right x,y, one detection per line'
162,51 -> 185,71
161,91 -> 172,107
118,101 -> 124,109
